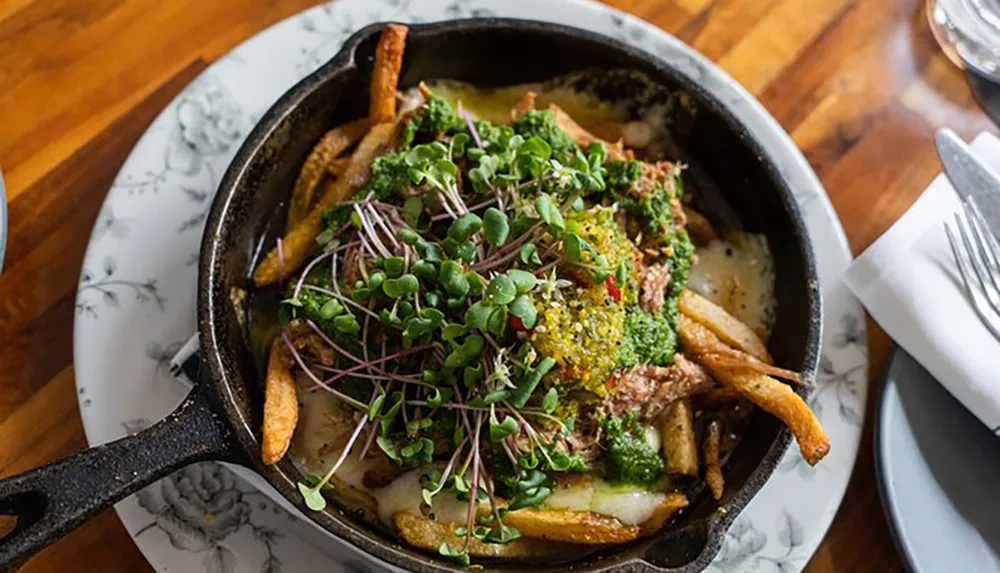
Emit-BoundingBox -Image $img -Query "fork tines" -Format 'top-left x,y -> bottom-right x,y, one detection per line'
945,196 -> 1000,341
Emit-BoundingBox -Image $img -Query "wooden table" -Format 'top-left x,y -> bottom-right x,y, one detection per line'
0,0 -> 995,570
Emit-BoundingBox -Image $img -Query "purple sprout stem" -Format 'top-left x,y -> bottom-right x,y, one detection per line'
464,117 -> 484,149
353,203 -> 391,258
533,260 -> 559,276
457,101 -> 484,149
358,423 -> 379,460
316,415 -> 368,490
281,331 -> 367,410
464,414 -> 484,548
365,202 -> 401,252
294,249 -> 337,299
501,439 -> 519,465
437,191 -> 460,220
405,401 -> 488,411
321,345 -> 431,386
430,197 -> 497,221
470,224 -> 543,271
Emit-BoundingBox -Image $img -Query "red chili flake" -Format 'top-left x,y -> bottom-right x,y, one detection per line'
605,373 -> 620,390
606,275 -> 622,302
510,315 -> 526,332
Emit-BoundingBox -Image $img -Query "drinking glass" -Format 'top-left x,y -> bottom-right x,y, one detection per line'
928,0 -> 1000,81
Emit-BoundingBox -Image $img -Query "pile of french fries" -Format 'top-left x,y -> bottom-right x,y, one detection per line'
254,23 -> 829,558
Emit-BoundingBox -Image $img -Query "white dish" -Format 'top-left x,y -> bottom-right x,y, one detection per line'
72,0 -> 868,571
877,348 -> 1000,573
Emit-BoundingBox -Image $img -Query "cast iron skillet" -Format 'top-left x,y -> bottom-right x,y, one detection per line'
0,18 -> 821,572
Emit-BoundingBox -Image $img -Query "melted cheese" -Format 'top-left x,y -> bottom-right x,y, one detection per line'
426,79 -> 628,128
545,476 -> 666,525
374,467 -> 470,526
688,233 -> 776,337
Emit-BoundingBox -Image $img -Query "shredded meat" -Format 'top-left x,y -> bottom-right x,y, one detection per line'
342,244 -> 373,288
605,355 -> 715,420
638,263 -> 671,314
671,195 -> 687,229
283,320 -> 337,365
507,414 -> 603,462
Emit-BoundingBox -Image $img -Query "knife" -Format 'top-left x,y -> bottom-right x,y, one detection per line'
935,128 -> 1000,235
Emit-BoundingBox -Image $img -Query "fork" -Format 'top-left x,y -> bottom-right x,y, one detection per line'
945,195 -> 1000,341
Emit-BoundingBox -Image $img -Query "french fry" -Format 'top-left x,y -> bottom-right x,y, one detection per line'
369,24 -> 408,124
703,420 -> 724,500
510,90 -> 536,120
503,508 -> 638,545
393,513 -> 570,557
679,289 -> 773,363
547,104 -> 625,159
679,316 -> 830,465
253,121 -> 398,287
325,157 -> 351,177
639,493 -> 689,536
288,118 -> 370,227
262,339 -> 298,465
661,399 -> 699,477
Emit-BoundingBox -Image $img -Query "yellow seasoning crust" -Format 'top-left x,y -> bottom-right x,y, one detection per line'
531,206 -> 641,396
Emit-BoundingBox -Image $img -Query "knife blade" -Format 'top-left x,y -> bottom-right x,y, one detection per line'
935,128 -> 1000,235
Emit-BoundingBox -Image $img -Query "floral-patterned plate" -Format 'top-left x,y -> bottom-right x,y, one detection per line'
73,1 -> 868,572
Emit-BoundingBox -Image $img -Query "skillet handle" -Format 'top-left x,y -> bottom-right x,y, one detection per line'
0,389 -> 238,568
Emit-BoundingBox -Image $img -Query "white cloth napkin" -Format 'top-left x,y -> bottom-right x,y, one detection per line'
844,132 -> 1000,433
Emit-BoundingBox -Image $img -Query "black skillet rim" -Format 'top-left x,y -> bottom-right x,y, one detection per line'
199,17 -> 823,573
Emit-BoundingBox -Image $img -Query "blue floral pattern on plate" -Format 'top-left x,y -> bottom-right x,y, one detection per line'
73,0 -> 868,571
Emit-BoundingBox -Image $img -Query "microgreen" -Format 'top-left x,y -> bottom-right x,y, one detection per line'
483,207 -> 510,247
284,94 -> 692,568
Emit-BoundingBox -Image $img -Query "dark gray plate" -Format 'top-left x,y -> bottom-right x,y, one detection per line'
876,347 -> 1000,572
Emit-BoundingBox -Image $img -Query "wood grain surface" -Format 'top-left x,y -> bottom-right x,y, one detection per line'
0,0 -> 994,571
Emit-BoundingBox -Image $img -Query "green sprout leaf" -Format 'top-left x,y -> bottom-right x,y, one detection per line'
486,274 -> 517,305
438,261 -> 469,297
298,482 -> 328,511
542,387 -> 559,414
489,411 -> 519,442
519,243 -> 543,266
465,300 -> 493,332
402,317 -> 435,340
507,269 -> 537,294
368,393 -> 386,420
463,364 -> 484,387
398,228 -> 420,245
509,295 -> 538,329
534,193 -> 564,230
483,207 -> 510,247
487,305 -> 509,337
383,256 -> 406,278
509,357 -> 556,408
508,486 -> 551,511
444,334 -> 485,369
447,212 -> 483,243
412,260 -> 437,282
333,314 -> 360,334
319,299 -> 343,320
